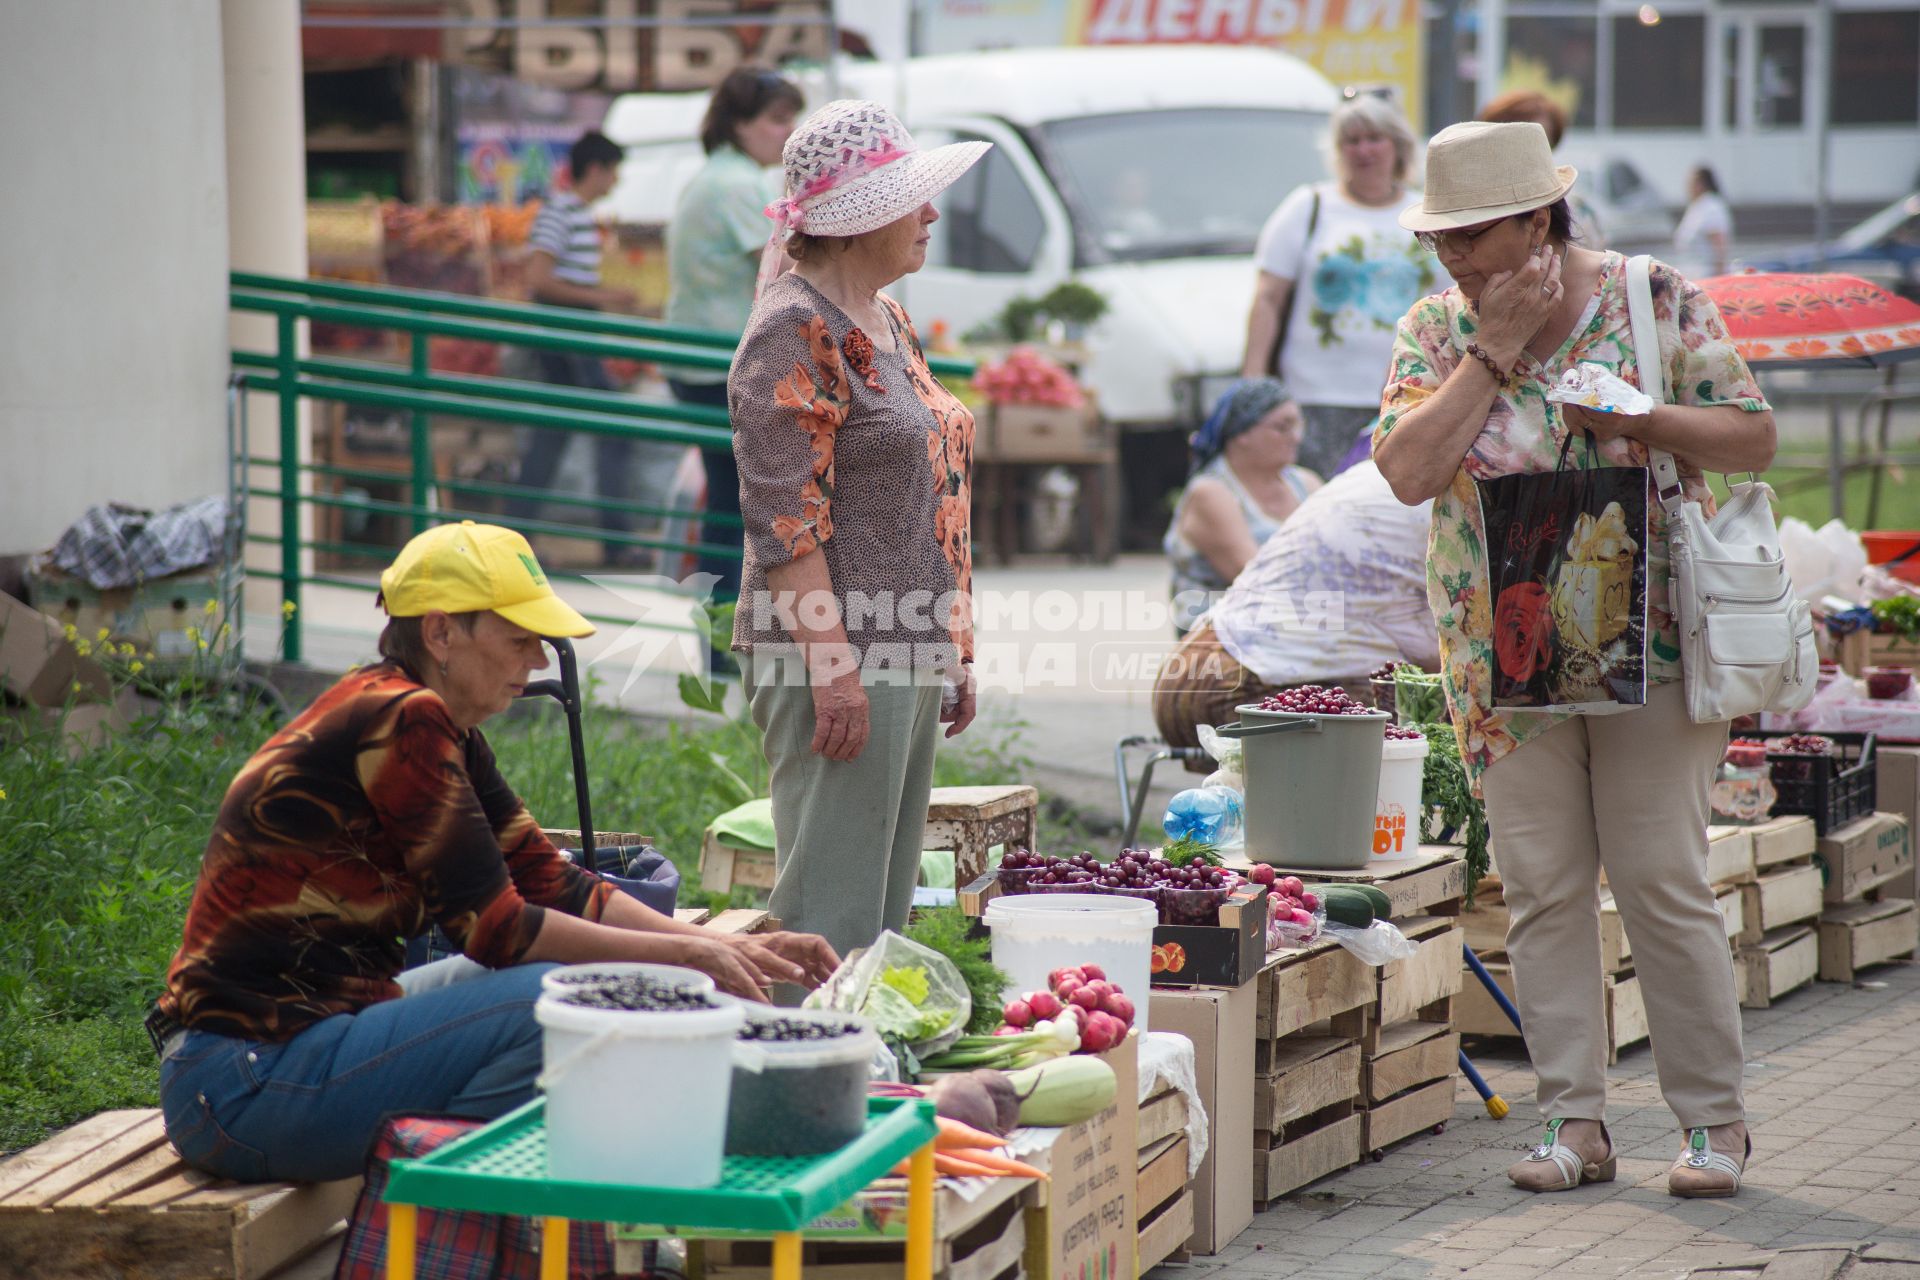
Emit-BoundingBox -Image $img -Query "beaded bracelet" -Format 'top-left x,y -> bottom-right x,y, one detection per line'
1464,341 -> 1511,386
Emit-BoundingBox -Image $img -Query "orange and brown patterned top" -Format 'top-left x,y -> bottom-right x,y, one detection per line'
159,664 -> 612,1041
729,273 -> 974,669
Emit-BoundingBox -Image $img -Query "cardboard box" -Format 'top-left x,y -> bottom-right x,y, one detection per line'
1816,812 -> 1913,903
1022,1033 -> 1137,1280
1149,979 -> 1256,1255
26,564 -> 226,661
1876,748 -> 1920,899
0,589 -> 113,706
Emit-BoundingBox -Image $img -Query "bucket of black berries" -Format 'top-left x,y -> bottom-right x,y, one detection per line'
725,1007 -> 881,1157
541,961 -> 716,999
1216,686 -> 1389,871
535,976 -> 744,1187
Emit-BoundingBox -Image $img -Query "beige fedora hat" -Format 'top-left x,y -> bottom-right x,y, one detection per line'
1399,121 -> 1577,233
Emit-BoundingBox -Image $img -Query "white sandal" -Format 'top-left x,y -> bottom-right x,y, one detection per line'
1669,1127 -> 1749,1198
1509,1118 -> 1616,1192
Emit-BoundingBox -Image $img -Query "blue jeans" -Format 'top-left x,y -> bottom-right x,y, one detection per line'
159,958 -> 557,1183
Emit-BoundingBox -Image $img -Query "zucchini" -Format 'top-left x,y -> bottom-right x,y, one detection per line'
1005,1055 -> 1118,1126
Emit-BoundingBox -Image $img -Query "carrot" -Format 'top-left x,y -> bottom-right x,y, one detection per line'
935,1117 -> 1009,1150
940,1148 -> 1048,1180
933,1152 -> 1014,1178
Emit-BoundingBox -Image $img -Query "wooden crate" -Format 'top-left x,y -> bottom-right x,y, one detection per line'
1363,1077 -> 1455,1155
1252,1106 -> 1364,1206
1263,846 -> 1465,921
1136,1188 -> 1194,1276
1254,939 -> 1374,1043
1136,1134 -> 1189,1240
1706,826 -> 1758,887
1737,862 -> 1825,945
1254,1036 -> 1361,1134
1600,896 -> 1632,974
1365,1023 -> 1459,1107
1817,898 -> 1920,982
0,1110 -> 359,1280
1715,883 -> 1747,946
1818,814 -> 1913,905
1365,915 -> 1463,1052
1737,925 -> 1820,1009
1749,816 -> 1818,871
683,1184 -> 1030,1280
1455,955 -> 1648,1063
1136,1088 -> 1188,1155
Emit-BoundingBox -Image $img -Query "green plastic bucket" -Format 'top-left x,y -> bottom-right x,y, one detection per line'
1217,703 -> 1388,870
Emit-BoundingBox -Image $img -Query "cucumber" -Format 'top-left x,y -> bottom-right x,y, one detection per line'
1304,883 -> 1392,920
1318,888 -> 1375,928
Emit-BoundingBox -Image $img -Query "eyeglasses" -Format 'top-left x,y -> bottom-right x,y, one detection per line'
1416,214 -> 1523,255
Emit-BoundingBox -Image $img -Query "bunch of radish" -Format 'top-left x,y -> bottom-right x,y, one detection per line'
972,347 -> 1085,408
1248,865 -> 1318,930
998,964 -> 1133,1054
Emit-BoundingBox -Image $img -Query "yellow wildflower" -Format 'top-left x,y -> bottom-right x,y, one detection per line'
63,624 -> 78,642
72,681 -> 83,695
129,661 -> 145,675
282,600 -> 298,619
0,788 -> 7,801
203,599 -> 219,615
74,640 -> 92,657
185,626 -> 200,645
96,627 -> 111,643
218,623 -> 232,640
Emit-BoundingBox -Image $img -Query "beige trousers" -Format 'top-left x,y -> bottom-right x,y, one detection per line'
1480,682 -> 1744,1128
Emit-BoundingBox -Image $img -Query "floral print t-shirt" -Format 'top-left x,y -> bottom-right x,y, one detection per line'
1372,252 -> 1770,790
1255,182 -> 1443,408
729,272 -> 975,670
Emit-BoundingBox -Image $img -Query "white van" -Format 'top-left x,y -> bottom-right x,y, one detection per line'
605,46 -> 1339,435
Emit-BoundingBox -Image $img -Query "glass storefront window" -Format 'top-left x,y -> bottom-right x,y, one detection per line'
1831,9 -> 1920,126
1612,13 -> 1706,128
1755,24 -> 1806,127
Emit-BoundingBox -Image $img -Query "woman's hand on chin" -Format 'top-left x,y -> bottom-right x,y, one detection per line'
1476,245 -> 1563,361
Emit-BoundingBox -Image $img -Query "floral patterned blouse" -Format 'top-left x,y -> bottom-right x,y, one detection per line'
729,272 -> 974,670
1372,252 -> 1770,789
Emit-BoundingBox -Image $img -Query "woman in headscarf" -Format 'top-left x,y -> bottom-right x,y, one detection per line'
1163,377 -> 1320,635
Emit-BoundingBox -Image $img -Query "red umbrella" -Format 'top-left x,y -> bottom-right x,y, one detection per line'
1698,272 -> 1920,370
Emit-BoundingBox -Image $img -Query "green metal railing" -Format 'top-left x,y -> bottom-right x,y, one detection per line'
230,272 -> 973,662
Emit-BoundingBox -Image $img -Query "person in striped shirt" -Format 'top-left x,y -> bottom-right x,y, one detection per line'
509,131 -> 643,562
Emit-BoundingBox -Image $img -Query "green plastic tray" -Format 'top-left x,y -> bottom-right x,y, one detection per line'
384,1097 -> 938,1232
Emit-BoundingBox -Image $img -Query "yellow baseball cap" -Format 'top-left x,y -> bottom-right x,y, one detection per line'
378,522 -> 595,639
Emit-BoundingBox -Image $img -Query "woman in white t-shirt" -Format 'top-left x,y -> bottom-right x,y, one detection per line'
1240,93 -> 1443,477
1674,165 -> 1733,278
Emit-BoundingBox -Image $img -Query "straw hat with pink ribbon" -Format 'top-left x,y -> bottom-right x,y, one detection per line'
755,99 -> 990,295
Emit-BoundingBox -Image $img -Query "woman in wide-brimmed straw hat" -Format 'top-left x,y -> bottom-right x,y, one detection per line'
728,100 -> 988,963
1372,121 -> 1777,1199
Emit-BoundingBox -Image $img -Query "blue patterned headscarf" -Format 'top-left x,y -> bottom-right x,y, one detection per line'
1188,377 -> 1292,474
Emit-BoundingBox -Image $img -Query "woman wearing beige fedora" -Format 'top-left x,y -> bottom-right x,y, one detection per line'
728,100 -> 985,960
1373,122 -> 1776,1197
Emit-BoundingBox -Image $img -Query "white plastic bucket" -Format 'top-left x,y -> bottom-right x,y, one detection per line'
1373,735 -> 1430,860
540,962 -> 715,998
727,1007 -> 880,1156
981,894 -> 1155,1029
535,991 -> 744,1187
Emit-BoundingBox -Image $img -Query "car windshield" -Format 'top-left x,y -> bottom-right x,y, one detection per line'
1037,108 -> 1328,264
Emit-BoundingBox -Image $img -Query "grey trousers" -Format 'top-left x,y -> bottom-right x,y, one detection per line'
1480,682 -> 1743,1128
742,655 -> 943,959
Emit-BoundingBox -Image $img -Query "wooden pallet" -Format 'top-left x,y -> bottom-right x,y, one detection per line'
1817,897 -> 1920,982
1254,938 -> 1374,1044
1252,1102 -> 1364,1207
1737,925 -> 1820,1009
1738,862 -> 1824,945
1254,1036 -> 1361,1135
0,1110 -> 358,1280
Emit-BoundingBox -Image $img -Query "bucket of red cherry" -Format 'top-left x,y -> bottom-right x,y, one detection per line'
1216,686 -> 1388,870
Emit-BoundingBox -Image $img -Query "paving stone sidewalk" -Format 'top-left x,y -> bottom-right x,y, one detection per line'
1167,958 -> 1920,1280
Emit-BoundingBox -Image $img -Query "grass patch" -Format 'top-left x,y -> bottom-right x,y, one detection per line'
0,678 -> 1057,1152
1723,453 -> 1920,531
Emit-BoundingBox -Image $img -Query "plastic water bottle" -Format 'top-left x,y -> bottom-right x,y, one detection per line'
1163,785 -> 1244,850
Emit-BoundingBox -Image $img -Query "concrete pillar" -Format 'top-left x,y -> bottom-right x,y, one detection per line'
222,0 -> 312,640
0,1 -> 230,555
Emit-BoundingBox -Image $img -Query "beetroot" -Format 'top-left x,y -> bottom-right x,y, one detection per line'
923,1073 -> 1004,1136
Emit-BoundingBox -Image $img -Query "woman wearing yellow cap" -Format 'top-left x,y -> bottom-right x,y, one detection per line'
149,522 -> 839,1184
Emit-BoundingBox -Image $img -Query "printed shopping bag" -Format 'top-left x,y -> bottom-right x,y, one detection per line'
1477,432 -> 1649,712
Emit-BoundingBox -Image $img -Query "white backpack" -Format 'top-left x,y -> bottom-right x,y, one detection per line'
1625,254 -> 1818,724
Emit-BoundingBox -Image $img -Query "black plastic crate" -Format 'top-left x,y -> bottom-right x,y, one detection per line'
1760,731 -> 1878,836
